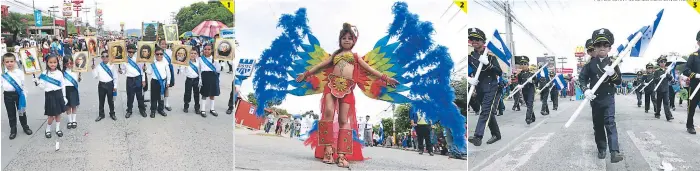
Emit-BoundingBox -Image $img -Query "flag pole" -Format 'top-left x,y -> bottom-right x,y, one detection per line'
506,63 -> 549,99
536,73 -> 561,95
652,57 -> 677,92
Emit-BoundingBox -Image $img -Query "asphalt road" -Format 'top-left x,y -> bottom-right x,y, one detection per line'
468,93 -> 700,171
234,127 -> 467,170
1,61 -> 234,171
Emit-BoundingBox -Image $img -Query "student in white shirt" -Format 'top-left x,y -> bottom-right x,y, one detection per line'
145,47 -> 171,118
158,39 -> 175,111
2,53 -> 33,139
198,44 -> 221,116
180,50 -> 202,117
33,55 -> 67,139
62,56 -> 82,129
120,44 -> 147,118
91,51 -> 118,121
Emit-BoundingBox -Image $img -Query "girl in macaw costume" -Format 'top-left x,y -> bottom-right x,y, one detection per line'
296,23 -> 399,168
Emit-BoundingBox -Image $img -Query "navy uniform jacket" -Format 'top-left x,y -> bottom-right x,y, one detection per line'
467,50 -> 502,84
682,50 -> 700,87
537,74 -> 550,90
642,74 -> 655,92
578,57 -> 622,96
517,71 -> 538,91
652,69 -> 670,92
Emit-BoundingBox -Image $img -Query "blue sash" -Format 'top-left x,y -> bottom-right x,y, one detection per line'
100,62 -> 113,80
189,61 -> 199,74
39,73 -> 62,87
2,73 -> 26,112
163,51 -> 172,63
151,64 -> 166,96
64,72 -> 79,94
127,58 -> 141,75
200,56 -> 220,87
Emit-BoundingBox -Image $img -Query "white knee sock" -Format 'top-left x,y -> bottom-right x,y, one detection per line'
56,121 -> 60,131
210,99 -> 215,111
46,123 -> 52,132
72,114 -> 77,122
165,97 -> 170,107
201,99 -> 207,111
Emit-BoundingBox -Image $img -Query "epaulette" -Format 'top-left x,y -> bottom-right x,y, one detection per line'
691,52 -> 699,56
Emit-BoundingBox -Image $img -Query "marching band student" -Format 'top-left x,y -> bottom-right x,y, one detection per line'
181,49 -> 202,117
158,39 -> 175,111
227,80 -> 238,115
34,54 -> 67,139
92,51 -> 118,122
62,56 -> 82,129
121,44 -> 147,118
145,47 -> 171,118
2,53 -> 33,139
198,44 -> 221,116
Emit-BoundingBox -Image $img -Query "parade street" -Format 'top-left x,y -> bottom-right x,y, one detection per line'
1,61 -> 234,171
234,127 -> 467,170
468,94 -> 700,171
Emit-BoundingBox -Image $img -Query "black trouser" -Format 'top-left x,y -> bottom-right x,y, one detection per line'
228,90 -> 234,109
126,77 -> 146,113
591,94 -> 619,153
636,90 -> 643,106
150,79 -> 166,112
473,79 -> 501,138
184,77 -> 200,111
469,92 -> 481,113
523,88 -> 535,122
550,89 -> 559,109
416,124 -> 432,153
655,91 -> 673,119
98,81 -> 115,116
645,91 -> 657,111
512,91 -> 521,110
688,82 -> 700,128
540,87 -> 549,113
3,91 -> 29,130
669,88 -> 676,108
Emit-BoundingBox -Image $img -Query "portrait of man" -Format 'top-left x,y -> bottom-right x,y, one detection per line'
215,39 -> 233,61
112,46 -> 123,60
136,41 -> 155,63
108,41 -> 126,64
163,25 -> 179,43
73,52 -> 89,72
171,44 -> 191,66
218,41 -> 231,56
140,45 -> 152,59
176,48 -> 187,62
87,37 -> 97,56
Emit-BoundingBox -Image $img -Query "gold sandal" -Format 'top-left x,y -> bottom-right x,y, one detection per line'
336,154 -> 349,168
322,146 -> 334,164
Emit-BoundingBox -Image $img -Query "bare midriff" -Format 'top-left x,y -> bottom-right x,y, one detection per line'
331,52 -> 355,79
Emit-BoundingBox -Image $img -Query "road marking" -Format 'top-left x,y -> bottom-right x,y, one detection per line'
627,131 -> 688,171
480,132 -> 554,171
576,132 -> 606,170
471,101 -> 575,170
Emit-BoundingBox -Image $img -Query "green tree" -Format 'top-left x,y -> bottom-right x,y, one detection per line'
452,78 -> 468,115
247,92 -> 257,106
175,2 -> 233,35
1,12 -> 29,46
157,22 -> 164,40
394,104 -> 411,134
301,110 -> 318,120
380,118 -> 395,138
144,24 -> 156,41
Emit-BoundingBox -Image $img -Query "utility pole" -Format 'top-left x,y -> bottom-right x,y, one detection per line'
49,6 -> 59,37
504,1 -> 515,75
558,57 -> 567,74
82,8 -> 90,35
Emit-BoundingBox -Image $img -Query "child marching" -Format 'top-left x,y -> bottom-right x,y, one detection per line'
181,49 -> 202,116
92,51 -> 118,121
2,53 -> 33,139
198,44 -> 221,116
121,44 -> 147,118
62,56 -> 81,129
34,54 -> 67,138
146,47 -> 171,117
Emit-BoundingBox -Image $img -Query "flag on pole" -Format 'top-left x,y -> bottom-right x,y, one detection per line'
669,61 -> 677,80
486,30 -> 513,74
537,67 -> 550,80
615,9 -> 664,56
554,74 -> 568,90
467,64 -> 474,76
378,122 -> 384,145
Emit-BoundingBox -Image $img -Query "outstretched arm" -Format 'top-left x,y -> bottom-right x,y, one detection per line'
296,57 -> 331,82
358,57 -> 398,86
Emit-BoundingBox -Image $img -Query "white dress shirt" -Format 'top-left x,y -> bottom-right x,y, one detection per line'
122,55 -> 146,81
146,59 -> 171,85
163,49 -> 173,64
198,56 -> 221,72
62,69 -> 79,87
92,62 -> 118,89
180,59 -> 200,78
37,70 -> 66,93
1,69 -> 25,92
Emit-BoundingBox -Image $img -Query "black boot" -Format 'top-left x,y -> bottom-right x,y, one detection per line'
486,136 -> 501,144
125,111 -> 132,118
597,151 -> 606,159
150,111 -> 156,118
468,136 -> 482,146
497,110 -> 503,116
226,108 -> 233,114
140,110 -> 147,117
688,127 -> 697,134
610,151 -> 623,163
9,127 -> 17,140
19,115 -> 32,135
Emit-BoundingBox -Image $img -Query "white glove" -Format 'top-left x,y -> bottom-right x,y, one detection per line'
467,77 -> 479,86
584,90 -> 596,100
516,85 -> 524,90
32,78 -> 38,83
526,78 -> 533,84
478,55 -> 490,65
660,73 -> 667,79
644,83 -> 650,86
198,80 -> 203,87
695,74 -> 700,79
63,96 -> 67,103
603,66 -> 615,76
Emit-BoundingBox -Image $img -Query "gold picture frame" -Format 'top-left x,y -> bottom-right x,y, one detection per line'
163,24 -> 179,44
137,41 -> 155,64
171,44 -> 191,66
72,51 -> 91,72
18,48 -> 42,75
215,39 -> 234,61
108,41 -> 126,64
85,36 -> 98,57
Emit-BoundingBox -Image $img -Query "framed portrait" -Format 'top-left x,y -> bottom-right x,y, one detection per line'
215,39 -> 234,61
18,48 -> 42,75
163,24 -> 179,44
171,44 -> 191,66
137,41 -> 155,64
72,51 -> 91,72
108,41 -> 126,64
142,22 -> 159,41
85,36 -> 98,57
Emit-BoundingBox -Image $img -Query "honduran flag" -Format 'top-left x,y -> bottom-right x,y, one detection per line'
378,122 -> 384,145
537,66 -> 550,80
486,29 -> 513,74
616,9 -> 663,57
467,64 -> 474,76
553,74 -> 568,90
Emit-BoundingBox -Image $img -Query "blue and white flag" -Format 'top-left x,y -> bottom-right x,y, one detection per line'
378,122 -> 384,145
615,9 -> 663,57
486,30 -> 513,74
467,64 -> 474,76
669,61 -> 677,80
236,59 -> 256,77
554,74 -> 568,90
537,66 -> 549,80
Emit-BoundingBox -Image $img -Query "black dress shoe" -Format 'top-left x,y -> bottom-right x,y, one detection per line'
645,110 -> 648,113
419,151 -> 423,155
201,112 -> 207,118
95,116 -> 105,122
183,108 -> 189,113
56,130 -> 63,137
45,131 -> 51,138
655,115 -> 660,119
150,111 -> 156,118
23,127 -> 32,135
526,119 -> 532,125
468,136 -> 482,146
226,108 -> 233,114
688,128 -> 697,134
165,107 -> 172,111
145,99 -> 150,102
9,127 -> 16,140
610,151 -> 623,163
125,112 -> 132,118
66,122 -> 72,129
486,136 -> 501,144
597,151 -> 606,159
668,117 -> 674,121
110,115 -> 117,121
429,152 -> 434,156
140,111 -> 147,117
553,108 -> 557,111
158,110 -> 167,116
210,110 -> 218,117
72,122 -> 77,129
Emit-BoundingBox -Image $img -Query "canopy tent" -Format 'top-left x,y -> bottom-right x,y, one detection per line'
191,20 -> 228,38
